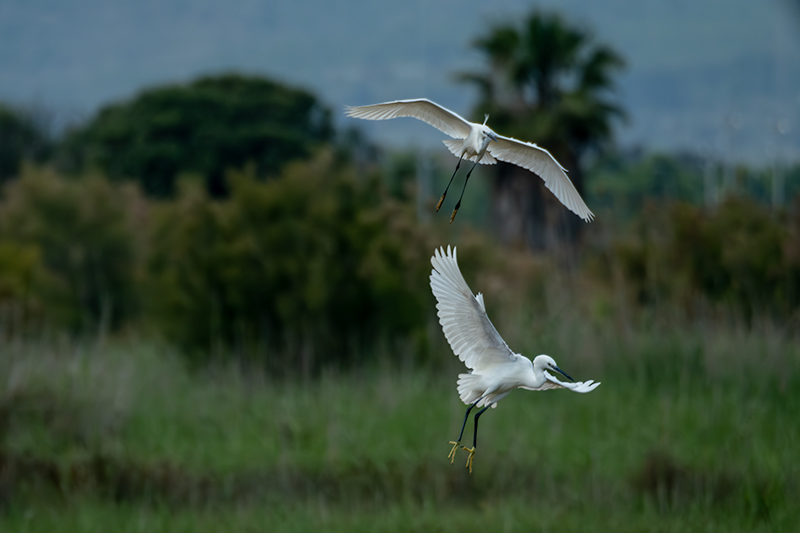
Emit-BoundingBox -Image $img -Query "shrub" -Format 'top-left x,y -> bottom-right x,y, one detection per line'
608,195 -> 798,320
0,169 -> 142,334
147,153 -> 440,371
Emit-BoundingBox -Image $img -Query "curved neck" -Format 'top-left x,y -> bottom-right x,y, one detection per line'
522,358 -> 547,389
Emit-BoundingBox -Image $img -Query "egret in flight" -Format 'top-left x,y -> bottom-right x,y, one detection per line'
345,98 -> 593,223
429,246 -> 600,473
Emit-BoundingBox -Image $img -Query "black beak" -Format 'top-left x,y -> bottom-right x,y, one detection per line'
487,132 -> 498,142
553,366 -> 575,382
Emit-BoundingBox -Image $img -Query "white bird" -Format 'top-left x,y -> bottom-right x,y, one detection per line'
429,245 -> 600,473
345,98 -> 594,223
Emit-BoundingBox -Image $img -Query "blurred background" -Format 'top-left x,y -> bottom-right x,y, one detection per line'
1,1 -> 799,531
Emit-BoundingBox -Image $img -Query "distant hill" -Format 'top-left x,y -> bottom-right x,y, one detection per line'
1,0 -> 798,163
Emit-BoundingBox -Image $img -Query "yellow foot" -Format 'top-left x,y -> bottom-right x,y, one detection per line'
436,194 -> 446,212
447,441 -> 461,464
449,207 -> 459,224
461,446 -> 476,474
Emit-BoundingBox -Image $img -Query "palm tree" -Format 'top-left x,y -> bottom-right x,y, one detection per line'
459,11 -> 625,250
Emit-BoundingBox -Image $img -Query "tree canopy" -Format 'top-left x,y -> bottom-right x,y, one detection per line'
0,103 -> 51,184
460,11 -> 625,249
59,74 -> 333,197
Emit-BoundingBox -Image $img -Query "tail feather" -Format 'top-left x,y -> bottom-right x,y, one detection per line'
442,139 -> 496,164
457,373 -> 483,405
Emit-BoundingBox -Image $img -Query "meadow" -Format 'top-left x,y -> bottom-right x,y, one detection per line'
1,306 -> 798,533
3,39 -> 799,533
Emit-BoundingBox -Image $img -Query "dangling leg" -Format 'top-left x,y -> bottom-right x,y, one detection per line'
448,399 -> 480,463
450,160 -> 481,223
436,155 -> 463,212
461,404 -> 490,474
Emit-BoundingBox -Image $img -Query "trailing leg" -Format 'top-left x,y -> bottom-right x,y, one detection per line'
461,404 -> 490,473
450,160 -> 480,223
447,399 -> 480,463
436,155 -> 463,212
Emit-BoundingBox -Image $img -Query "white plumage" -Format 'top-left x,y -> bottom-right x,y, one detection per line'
430,245 -> 600,403
429,245 -> 600,472
345,98 -> 594,223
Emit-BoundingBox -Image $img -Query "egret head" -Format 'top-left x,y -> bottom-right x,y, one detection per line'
481,126 -> 498,143
533,355 -> 575,382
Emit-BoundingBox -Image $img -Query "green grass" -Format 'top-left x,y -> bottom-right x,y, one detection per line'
1,319 -> 798,532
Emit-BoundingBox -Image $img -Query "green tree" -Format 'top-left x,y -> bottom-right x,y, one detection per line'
0,169 -> 141,333
148,152 -> 439,372
588,151 -> 705,218
460,11 -> 625,250
0,103 -> 51,183
58,74 -> 333,197
610,195 -> 799,320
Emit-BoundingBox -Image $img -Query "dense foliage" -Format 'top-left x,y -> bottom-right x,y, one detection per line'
0,71 -> 797,370
0,160 -> 797,369
0,169 -> 140,333
0,104 -> 51,183
147,153 -> 440,370
57,74 -> 333,197
605,195 -> 800,321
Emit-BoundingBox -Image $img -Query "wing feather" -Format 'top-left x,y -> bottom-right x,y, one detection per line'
488,135 -> 594,222
429,246 -> 516,371
345,99 -> 473,140
520,370 -> 601,393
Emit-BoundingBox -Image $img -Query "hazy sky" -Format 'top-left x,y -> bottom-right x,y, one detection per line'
2,0 -> 799,163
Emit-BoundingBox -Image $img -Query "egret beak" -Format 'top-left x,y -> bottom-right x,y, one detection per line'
487,132 -> 498,142
552,366 -> 575,382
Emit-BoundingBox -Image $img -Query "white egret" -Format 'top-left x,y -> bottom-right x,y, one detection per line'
345,98 -> 594,223
429,246 -> 600,473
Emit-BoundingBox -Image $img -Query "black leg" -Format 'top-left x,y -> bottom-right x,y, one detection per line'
436,156 -> 463,212
448,398 -> 481,464
471,405 -> 491,448
459,401 -> 489,473
450,160 -> 480,223
456,399 -> 480,442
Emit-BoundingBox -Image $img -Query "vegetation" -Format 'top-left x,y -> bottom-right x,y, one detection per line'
460,10 -> 625,249
0,8 -> 798,531
604,195 -> 800,321
0,315 -> 798,532
0,103 -> 51,184
57,74 -> 333,197
147,153 -> 441,370
0,160 -> 795,363
0,169 -> 142,334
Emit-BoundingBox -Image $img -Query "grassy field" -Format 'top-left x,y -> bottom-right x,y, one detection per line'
1,315 -> 798,532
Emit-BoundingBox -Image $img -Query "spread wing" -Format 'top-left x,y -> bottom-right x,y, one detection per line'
429,246 -> 516,371
344,98 -> 473,140
521,371 -> 601,393
488,135 -> 594,222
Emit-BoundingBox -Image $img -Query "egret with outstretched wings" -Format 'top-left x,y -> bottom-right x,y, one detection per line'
430,245 -> 600,472
346,98 -> 594,223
